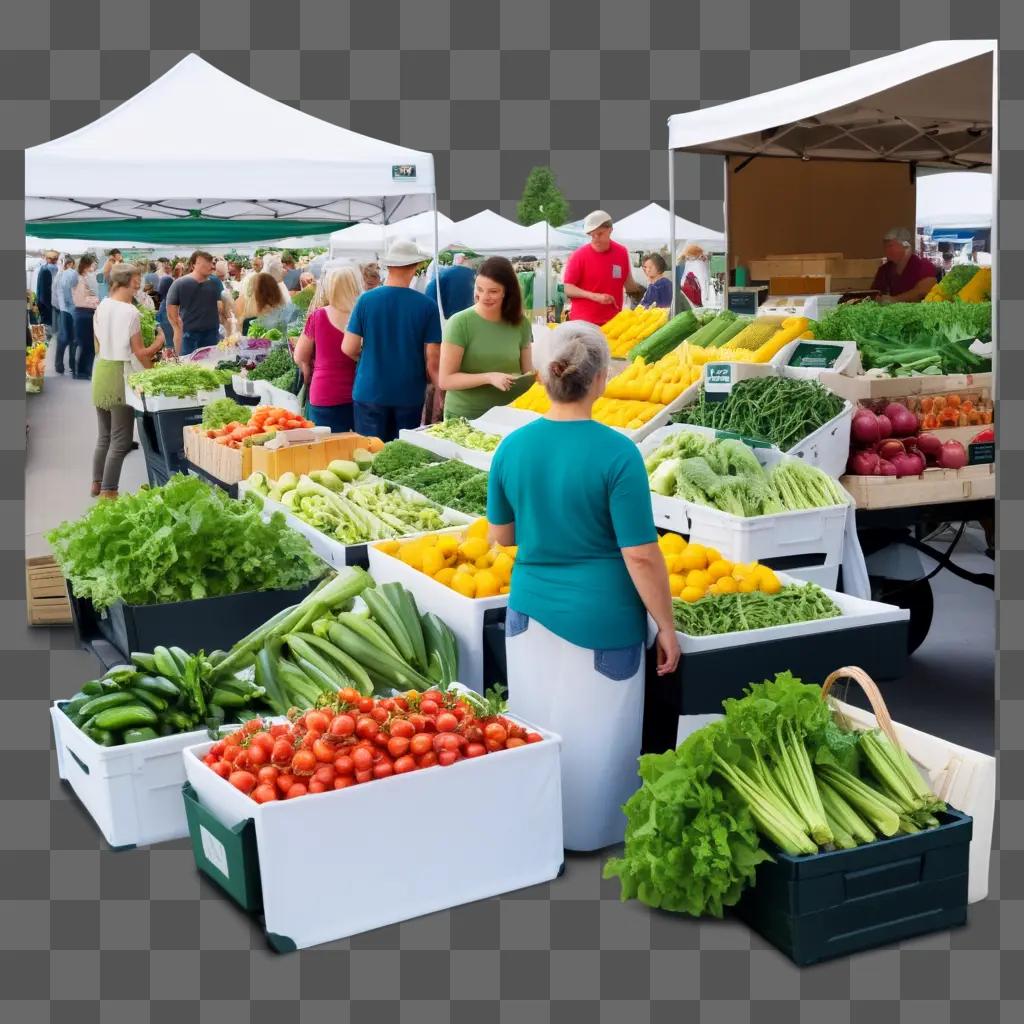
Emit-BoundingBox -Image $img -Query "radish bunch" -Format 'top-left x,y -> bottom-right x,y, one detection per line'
847,402 -> 967,477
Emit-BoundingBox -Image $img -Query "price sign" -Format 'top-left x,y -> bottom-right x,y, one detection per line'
788,342 -> 844,369
705,363 -> 733,402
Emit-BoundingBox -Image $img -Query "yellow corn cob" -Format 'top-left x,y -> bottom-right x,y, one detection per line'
751,316 -> 811,363
727,321 -> 780,351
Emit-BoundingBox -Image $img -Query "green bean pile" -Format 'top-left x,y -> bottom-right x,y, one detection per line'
672,584 -> 841,637
672,377 -> 845,451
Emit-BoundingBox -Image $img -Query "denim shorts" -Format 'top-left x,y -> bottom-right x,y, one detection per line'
505,609 -> 642,681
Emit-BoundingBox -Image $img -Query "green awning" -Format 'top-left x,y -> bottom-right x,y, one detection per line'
25,218 -> 352,245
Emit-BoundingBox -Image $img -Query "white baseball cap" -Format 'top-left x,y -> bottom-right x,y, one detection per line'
583,210 -> 613,234
383,238 -> 432,267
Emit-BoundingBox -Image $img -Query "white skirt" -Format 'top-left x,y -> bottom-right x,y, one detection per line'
505,610 -> 645,852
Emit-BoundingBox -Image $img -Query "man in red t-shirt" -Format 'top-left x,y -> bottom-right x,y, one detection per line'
564,210 -> 645,325
870,227 -> 938,303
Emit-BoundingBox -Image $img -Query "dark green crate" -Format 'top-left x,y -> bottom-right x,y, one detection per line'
734,808 -> 971,965
182,782 -> 263,913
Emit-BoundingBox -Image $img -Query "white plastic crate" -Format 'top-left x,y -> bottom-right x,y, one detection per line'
254,381 -> 302,413
775,339 -> 861,380
139,387 -> 227,412
667,572 -> 908,655
398,425 -> 498,472
367,542 -> 507,692
231,373 -> 258,397
51,702 -> 210,849
183,716 -> 564,950
640,425 -> 851,584
239,481 -> 471,570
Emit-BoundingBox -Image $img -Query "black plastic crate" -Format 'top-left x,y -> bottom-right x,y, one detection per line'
184,459 -> 239,499
641,619 -> 908,755
225,381 -> 261,406
70,580 -> 317,661
133,406 -> 204,478
734,808 -> 971,965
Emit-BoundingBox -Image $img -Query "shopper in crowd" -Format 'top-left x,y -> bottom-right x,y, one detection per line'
165,250 -> 225,355
143,261 -> 159,291
935,250 -> 954,282
564,210 -> 644,326
90,266 -> 164,499
260,253 -> 296,306
228,260 -> 243,282
342,239 -> 442,442
35,250 -> 58,338
98,248 -> 122,299
294,266 -> 362,432
487,321 -> 680,851
71,255 -> 100,380
360,261 -> 382,291
299,270 -> 315,291
171,261 -> 185,279
438,256 -> 533,421
426,251 -> 477,319
638,252 -> 673,308
282,252 -> 302,292
235,272 -> 298,336
52,256 -> 77,373
871,227 -> 937,304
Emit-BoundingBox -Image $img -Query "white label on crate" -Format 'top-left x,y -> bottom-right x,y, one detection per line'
200,826 -> 230,879
705,363 -> 733,402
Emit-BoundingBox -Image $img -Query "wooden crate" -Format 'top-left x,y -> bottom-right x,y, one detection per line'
820,371 -> 993,404
183,428 -> 251,485
26,556 -> 72,626
250,433 -> 385,479
841,464 -> 995,510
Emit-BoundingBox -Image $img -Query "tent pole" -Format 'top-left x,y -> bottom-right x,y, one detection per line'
545,219 -> 550,316
433,193 -> 444,320
668,148 -> 676,316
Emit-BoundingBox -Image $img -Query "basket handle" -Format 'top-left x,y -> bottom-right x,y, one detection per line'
821,666 -> 902,749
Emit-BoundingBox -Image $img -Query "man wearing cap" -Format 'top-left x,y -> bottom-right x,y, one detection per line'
342,238 -> 442,442
563,211 -> 645,326
871,228 -> 937,304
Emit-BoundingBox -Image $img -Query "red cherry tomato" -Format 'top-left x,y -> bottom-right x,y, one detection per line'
211,761 -> 231,779
435,712 -> 458,733
351,747 -> 373,773
393,755 -> 417,774
421,690 -> 443,705
272,739 -> 293,764
286,783 -> 308,799
437,750 -> 459,767
526,733 -> 543,743
357,698 -> 374,714
334,755 -> 354,776
372,762 -> 394,779
465,743 -> 486,758
506,737 -> 526,748
379,699 -> 396,712
418,751 -> 438,768
408,714 -> 428,733
243,719 -> 263,735
221,744 -> 241,764
390,719 -> 415,740
229,771 -> 257,794
270,723 -> 290,738
409,733 -> 433,757
419,699 -> 439,717
308,780 -> 327,794
329,714 -> 355,738
370,706 -> 389,723
210,740 -> 226,757
484,723 -> 507,744
354,769 -> 373,784
276,772 -> 296,795
257,765 -> 279,786
246,744 -> 269,768
291,749 -> 317,776
334,776 -> 355,789
312,739 -> 336,763
313,764 -> 336,786
252,784 -> 278,803
434,733 -> 460,753
356,717 -> 379,740
233,751 -> 250,772
373,732 -> 390,748
338,687 -> 360,705
387,736 -> 410,758
305,710 -> 330,734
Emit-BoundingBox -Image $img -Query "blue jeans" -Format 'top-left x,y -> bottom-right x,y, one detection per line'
353,402 -> 423,443
55,310 -> 75,372
181,327 -> 220,356
72,308 -> 95,380
505,609 -> 643,680
308,403 -> 354,433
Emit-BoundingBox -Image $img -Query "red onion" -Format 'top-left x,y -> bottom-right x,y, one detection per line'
876,414 -> 892,439
878,459 -> 898,476
847,450 -> 880,476
938,440 -> 968,470
877,439 -> 906,463
914,432 -> 943,463
896,450 -> 926,477
883,402 -> 919,438
851,409 -> 881,446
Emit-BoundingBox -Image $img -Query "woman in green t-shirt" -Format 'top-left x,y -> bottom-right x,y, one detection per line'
438,256 -> 534,421
487,321 -> 680,852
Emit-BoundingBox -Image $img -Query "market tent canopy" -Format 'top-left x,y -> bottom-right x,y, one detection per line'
668,40 -> 995,168
916,171 -> 993,229
329,211 -> 456,258
24,219 -> 348,245
610,203 -> 725,253
25,53 -> 435,226
445,210 -> 582,256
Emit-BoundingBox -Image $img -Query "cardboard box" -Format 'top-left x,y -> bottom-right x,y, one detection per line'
834,258 -> 882,277
764,251 -> 844,261
249,433 -> 384,479
768,275 -> 829,295
183,428 -> 252,484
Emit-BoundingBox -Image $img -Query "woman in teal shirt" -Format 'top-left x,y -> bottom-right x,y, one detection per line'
487,321 -> 680,851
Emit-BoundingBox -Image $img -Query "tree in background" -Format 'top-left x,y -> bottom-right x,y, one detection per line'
517,167 -> 570,227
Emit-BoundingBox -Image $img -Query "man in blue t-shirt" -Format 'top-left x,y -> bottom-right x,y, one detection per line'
426,252 -> 476,318
165,250 -> 225,355
342,239 -> 442,442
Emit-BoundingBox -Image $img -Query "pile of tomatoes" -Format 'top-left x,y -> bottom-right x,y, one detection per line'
201,688 -> 544,803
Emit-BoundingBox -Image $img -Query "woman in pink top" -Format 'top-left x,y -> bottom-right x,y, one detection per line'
293,266 -> 362,432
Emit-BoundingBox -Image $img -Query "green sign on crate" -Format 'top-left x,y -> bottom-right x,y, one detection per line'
969,442 -> 995,465
705,363 -> 733,402
713,429 -> 774,450
788,342 -> 844,369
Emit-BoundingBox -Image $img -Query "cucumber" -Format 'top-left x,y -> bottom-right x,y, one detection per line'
93,704 -> 159,731
152,647 -> 181,680
161,709 -> 196,731
136,675 -> 181,698
86,728 -> 116,747
209,689 -> 249,708
63,695 -> 93,721
128,688 -> 168,712
78,691 -> 135,718
82,679 -> 119,696
130,652 -> 159,673
123,727 -> 159,743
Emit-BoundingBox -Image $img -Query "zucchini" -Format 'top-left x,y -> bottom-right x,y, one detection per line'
679,310 -> 737,349
93,704 -> 159,731
628,310 -> 700,362
78,691 -> 135,718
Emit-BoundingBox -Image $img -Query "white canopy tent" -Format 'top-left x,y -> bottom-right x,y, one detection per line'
445,210 -> 582,257
329,211 -> 456,259
25,53 -> 437,239
666,40 -> 996,307
610,203 -> 725,254
916,171 -> 993,229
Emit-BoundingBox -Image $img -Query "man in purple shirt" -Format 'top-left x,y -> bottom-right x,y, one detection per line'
870,227 -> 938,304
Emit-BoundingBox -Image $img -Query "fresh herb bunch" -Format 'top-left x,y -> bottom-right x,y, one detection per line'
128,363 -> 231,397
672,377 -> 845,452
371,441 -> 442,480
202,398 -> 252,431
47,475 -> 324,610
247,347 -> 295,382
